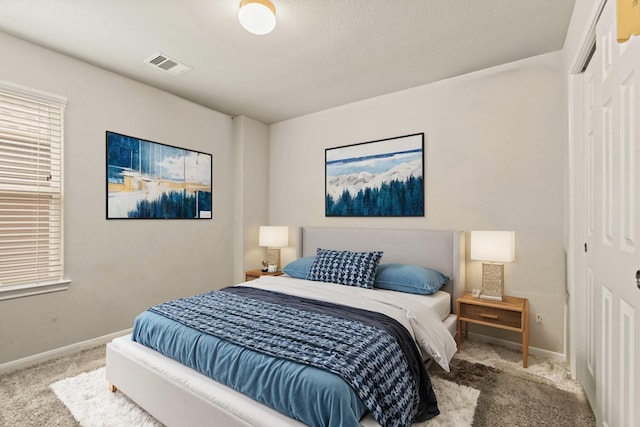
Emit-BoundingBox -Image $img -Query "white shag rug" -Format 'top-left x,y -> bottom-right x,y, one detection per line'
51,368 -> 161,427
51,367 -> 479,427
426,377 -> 479,427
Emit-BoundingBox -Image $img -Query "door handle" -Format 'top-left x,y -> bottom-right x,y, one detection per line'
479,313 -> 499,320
636,270 -> 640,290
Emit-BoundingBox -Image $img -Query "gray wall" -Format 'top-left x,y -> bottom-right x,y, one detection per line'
269,52 -> 566,353
0,32 -> 236,364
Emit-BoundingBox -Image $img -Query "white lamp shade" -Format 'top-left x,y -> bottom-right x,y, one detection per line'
259,226 -> 288,247
239,0 -> 276,35
470,231 -> 515,263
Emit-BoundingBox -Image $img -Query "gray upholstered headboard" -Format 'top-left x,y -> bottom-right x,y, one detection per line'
301,227 -> 466,314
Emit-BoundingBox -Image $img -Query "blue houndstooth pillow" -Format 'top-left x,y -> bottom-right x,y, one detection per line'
307,248 -> 383,289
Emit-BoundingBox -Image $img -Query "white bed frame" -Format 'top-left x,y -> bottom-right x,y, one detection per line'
106,228 -> 465,427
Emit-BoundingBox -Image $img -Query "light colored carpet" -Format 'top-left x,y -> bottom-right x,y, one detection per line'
0,338 -> 594,426
50,367 -> 480,427
0,345 -> 105,427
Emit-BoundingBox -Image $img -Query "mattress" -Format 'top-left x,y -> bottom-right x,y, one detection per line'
406,289 -> 450,322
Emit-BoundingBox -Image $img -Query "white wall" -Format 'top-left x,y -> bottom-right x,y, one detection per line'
232,115 -> 271,284
269,52 -> 566,353
0,32 -> 235,364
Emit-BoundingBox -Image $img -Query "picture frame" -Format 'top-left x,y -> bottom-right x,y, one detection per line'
106,131 -> 212,219
325,133 -> 424,217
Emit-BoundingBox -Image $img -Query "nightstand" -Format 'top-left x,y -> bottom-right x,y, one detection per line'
456,292 -> 529,367
244,269 -> 284,281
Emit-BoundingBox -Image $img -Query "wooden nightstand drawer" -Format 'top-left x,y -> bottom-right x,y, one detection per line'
459,304 -> 521,329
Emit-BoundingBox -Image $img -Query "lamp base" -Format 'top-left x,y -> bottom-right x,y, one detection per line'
481,262 -> 504,300
266,248 -> 281,271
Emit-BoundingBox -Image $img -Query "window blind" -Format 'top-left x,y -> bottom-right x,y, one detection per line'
0,81 -> 66,287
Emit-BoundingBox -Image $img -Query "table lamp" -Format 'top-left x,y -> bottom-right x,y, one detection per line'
470,231 -> 515,301
259,226 -> 289,271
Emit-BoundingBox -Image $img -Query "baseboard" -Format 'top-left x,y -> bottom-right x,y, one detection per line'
0,328 -> 132,375
468,332 -> 566,361
1,328 -> 565,375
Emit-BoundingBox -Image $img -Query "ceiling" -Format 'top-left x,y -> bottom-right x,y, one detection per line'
0,0 -> 576,124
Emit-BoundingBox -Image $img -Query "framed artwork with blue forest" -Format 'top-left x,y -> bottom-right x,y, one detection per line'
106,131 -> 212,219
325,133 -> 424,217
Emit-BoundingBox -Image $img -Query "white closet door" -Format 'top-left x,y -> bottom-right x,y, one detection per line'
581,1 -> 640,425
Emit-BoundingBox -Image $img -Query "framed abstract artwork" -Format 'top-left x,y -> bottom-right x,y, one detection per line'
106,131 -> 212,219
325,133 -> 424,217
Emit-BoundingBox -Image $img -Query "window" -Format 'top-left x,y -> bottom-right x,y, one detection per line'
0,81 -> 68,300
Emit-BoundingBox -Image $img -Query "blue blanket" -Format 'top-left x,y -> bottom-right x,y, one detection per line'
136,286 -> 438,426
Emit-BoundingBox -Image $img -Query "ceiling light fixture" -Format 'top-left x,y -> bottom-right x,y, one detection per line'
238,0 -> 276,35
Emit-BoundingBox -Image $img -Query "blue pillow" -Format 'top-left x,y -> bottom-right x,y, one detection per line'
307,248 -> 383,289
282,256 -> 316,279
374,263 -> 449,295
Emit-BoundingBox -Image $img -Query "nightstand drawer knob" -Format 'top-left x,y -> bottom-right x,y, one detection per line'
479,313 -> 499,320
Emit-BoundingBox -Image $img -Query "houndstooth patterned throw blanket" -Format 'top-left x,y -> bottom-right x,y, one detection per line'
148,286 -> 438,427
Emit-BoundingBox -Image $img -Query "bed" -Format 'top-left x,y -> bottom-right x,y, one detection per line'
105,227 -> 466,427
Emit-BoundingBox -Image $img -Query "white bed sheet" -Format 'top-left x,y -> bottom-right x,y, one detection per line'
242,275 -> 457,371
279,274 -> 452,322
443,314 -> 457,336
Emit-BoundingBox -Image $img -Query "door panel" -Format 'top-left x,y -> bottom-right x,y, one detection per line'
577,1 -> 640,426
619,299 -> 635,426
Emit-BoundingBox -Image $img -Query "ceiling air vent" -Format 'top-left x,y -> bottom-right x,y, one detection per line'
144,52 -> 192,76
